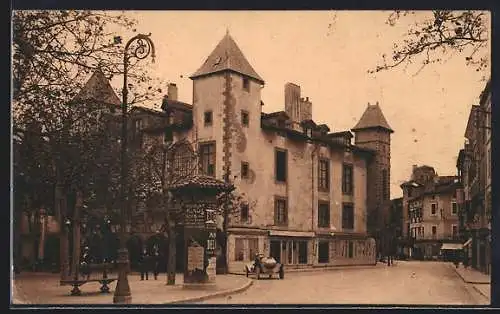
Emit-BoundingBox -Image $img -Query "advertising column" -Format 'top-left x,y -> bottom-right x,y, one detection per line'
205,209 -> 217,284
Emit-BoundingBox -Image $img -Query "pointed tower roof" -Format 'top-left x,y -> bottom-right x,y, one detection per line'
74,69 -> 121,106
352,102 -> 393,133
190,32 -> 264,84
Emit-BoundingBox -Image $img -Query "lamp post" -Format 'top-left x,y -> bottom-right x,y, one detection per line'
113,33 -> 156,304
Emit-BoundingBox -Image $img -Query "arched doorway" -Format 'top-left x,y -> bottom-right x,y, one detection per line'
146,232 -> 168,273
43,235 -> 60,272
126,234 -> 143,271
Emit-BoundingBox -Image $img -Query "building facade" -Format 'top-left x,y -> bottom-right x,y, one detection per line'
49,32 -> 394,273
400,166 -> 460,260
457,79 -> 491,274
388,197 -> 403,257
180,32 -> 388,272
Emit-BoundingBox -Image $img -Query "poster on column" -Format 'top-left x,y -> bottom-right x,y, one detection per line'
207,257 -> 216,283
187,245 -> 205,272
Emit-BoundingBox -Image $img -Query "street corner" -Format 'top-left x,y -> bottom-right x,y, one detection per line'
165,275 -> 253,304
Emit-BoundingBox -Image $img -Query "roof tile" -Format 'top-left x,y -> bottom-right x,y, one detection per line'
352,102 -> 393,133
190,32 -> 264,84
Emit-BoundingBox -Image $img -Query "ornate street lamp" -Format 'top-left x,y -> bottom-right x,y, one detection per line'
113,34 -> 156,304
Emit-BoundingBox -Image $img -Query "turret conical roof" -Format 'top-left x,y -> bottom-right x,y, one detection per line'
352,102 -> 393,133
74,69 -> 121,106
190,32 -> 264,84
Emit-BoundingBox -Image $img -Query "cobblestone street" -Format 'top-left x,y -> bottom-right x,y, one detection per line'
198,261 -> 489,305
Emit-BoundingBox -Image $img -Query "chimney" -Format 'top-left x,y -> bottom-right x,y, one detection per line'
412,165 -> 418,171
167,83 -> 178,101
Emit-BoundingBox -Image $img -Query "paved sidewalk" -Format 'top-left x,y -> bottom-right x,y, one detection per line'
449,264 -> 491,302
11,272 -> 252,305
230,262 -> 384,275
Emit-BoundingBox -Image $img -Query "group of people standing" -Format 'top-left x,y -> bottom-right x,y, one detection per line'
140,243 -> 161,280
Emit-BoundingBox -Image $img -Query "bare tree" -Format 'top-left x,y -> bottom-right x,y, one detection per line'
369,10 -> 489,77
130,137 -> 252,282
12,10 -> 167,271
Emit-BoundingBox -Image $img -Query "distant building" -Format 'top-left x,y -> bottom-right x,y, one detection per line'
456,79 -> 491,274
388,197 -> 403,257
400,165 -> 460,260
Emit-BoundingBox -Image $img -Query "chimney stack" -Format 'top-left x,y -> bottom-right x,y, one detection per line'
167,83 -> 178,101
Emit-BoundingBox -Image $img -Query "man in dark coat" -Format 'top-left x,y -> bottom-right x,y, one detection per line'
151,243 -> 160,280
140,248 -> 150,280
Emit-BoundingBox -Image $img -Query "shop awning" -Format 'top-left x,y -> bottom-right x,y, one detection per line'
463,238 -> 473,247
441,243 -> 463,250
268,230 -> 315,237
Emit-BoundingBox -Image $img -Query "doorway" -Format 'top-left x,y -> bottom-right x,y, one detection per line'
269,238 -> 308,265
270,240 -> 281,263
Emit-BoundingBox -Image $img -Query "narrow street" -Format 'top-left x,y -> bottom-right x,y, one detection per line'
198,261 -> 488,305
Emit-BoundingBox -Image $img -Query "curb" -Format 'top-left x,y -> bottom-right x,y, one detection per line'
229,264 -> 379,276
449,263 -> 490,284
472,285 -> 490,300
165,278 -> 253,304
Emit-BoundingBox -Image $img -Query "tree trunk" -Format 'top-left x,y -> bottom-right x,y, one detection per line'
166,222 -> 176,285
71,191 -> 82,279
55,184 -> 69,280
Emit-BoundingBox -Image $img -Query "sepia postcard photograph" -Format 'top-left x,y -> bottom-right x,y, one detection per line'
10,9 -> 494,308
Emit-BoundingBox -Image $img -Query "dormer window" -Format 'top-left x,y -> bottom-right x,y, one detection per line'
243,77 -> 250,92
304,128 -> 312,138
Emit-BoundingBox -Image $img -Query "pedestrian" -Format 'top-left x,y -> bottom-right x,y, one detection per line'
140,248 -> 150,281
152,243 -> 160,280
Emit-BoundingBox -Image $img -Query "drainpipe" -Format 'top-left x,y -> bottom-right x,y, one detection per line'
311,144 -> 320,232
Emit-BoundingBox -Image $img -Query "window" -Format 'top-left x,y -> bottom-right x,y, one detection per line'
318,159 -> 330,190
348,241 -> 354,258
382,169 -> 388,200
452,225 -> 458,238
342,163 -> 353,195
431,203 -> 437,215
134,119 -> 143,133
432,226 -> 437,237
243,77 -> 250,91
240,204 -> 249,223
199,142 -> 216,176
342,203 -> 354,230
274,198 -> 288,225
487,148 -> 490,179
204,110 -> 213,126
407,188 -> 412,197
318,241 -> 329,263
451,202 -> 457,215
298,241 -> 308,264
318,202 -> 330,228
275,149 -> 287,182
241,162 -> 249,179
235,238 -> 244,261
241,110 -> 249,127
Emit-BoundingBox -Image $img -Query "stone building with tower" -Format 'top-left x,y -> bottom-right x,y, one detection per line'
52,32 -> 394,273
156,32 -> 393,272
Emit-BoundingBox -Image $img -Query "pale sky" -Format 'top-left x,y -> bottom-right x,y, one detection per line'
109,11 -> 490,199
